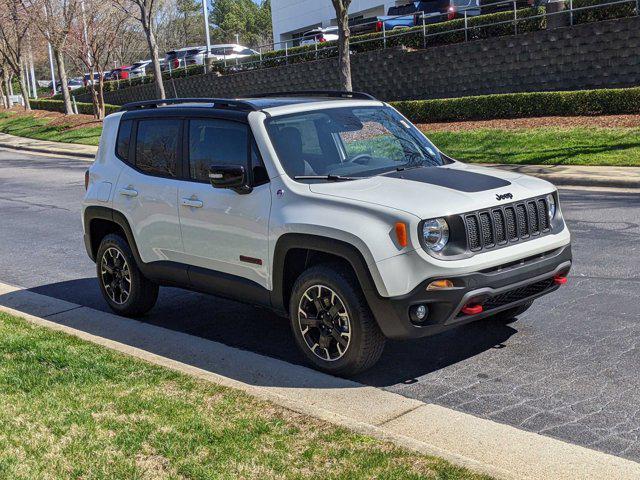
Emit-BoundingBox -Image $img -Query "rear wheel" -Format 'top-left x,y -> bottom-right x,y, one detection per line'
488,301 -> 533,323
289,264 -> 385,376
96,233 -> 158,317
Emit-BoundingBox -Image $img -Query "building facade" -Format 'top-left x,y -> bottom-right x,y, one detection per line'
271,0 -> 400,46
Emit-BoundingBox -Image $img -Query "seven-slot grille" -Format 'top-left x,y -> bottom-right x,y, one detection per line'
465,196 -> 552,252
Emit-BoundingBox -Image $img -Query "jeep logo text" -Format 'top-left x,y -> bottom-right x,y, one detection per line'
496,193 -> 513,201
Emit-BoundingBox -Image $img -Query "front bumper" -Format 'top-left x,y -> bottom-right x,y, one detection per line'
367,244 -> 572,339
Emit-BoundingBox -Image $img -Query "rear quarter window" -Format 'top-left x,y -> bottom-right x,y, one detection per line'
115,119 -> 132,163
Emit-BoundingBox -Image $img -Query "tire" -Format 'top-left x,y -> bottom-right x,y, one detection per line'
488,301 -> 534,324
289,264 -> 385,376
96,233 -> 158,317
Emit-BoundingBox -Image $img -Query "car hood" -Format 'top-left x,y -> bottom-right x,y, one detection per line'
308,163 -> 555,219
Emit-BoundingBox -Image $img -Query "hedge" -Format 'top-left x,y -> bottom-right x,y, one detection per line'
30,99 -> 120,116
573,0 -> 637,24
392,86 -> 640,123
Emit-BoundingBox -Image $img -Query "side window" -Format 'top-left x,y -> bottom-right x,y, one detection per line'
188,119 -> 248,182
134,119 -> 181,178
251,141 -> 269,186
116,119 -> 132,163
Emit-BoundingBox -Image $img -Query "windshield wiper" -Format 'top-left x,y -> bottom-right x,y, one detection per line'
294,175 -> 356,181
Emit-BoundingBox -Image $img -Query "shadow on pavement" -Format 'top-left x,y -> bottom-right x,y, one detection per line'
7,277 -> 517,388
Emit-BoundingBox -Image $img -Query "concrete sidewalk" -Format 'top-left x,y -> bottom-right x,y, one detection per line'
0,281 -> 639,480
1,132 -> 639,188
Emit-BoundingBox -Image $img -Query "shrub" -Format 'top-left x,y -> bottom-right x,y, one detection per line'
30,99 -> 120,116
572,0 -> 637,24
391,86 -> 640,123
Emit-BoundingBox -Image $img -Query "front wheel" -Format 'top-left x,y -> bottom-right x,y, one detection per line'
289,264 -> 385,376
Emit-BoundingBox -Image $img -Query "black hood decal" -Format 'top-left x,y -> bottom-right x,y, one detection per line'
386,167 -> 511,193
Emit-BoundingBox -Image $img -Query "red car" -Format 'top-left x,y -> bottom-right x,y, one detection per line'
109,66 -> 132,81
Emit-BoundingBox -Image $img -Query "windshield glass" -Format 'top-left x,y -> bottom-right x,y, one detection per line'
265,106 -> 446,181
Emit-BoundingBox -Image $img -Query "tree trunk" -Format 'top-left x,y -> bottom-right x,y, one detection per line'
53,48 -> 73,114
0,77 -> 5,108
17,62 -> 31,111
2,71 -> 11,108
97,76 -> 106,119
88,75 -> 100,119
334,2 -> 353,91
142,19 -> 166,99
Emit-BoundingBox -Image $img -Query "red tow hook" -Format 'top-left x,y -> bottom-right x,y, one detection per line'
553,274 -> 568,285
461,303 -> 483,316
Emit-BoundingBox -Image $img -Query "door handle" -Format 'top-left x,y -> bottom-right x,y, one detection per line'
119,187 -> 138,197
181,197 -> 203,208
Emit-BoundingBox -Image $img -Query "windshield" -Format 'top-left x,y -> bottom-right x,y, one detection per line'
265,106 -> 447,181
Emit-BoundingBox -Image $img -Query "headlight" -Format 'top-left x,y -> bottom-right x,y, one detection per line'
422,218 -> 449,252
546,193 -> 557,219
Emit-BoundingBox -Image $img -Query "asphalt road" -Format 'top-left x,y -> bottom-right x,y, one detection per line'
1,148 -> 639,462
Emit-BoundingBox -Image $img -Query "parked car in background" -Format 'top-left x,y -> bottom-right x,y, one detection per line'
299,27 -> 339,46
56,78 -> 84,93
109,66 -> 133,81
350,0 -> 480,34
209,44 -> 259,62
83,72 -> 102,87
129,60 -> 152,78
163,47 -> 206,70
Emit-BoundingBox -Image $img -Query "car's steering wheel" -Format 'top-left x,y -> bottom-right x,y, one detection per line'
347,153 -> 374,165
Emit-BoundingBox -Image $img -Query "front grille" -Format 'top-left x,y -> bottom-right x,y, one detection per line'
482,278 -> 556,311
464,195 -> 552,253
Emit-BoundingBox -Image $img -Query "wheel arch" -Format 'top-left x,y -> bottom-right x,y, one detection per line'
84,205 -> 143,265
271,233 -> 386,316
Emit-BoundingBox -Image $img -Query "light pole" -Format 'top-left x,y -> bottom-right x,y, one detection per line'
202,0 -> 212,72
47,43 -> 57,96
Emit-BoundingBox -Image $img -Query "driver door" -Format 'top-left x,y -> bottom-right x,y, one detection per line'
177,118 -> 271,289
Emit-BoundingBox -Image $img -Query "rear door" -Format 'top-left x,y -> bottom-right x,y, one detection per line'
177,117 -> 271,289
112,116 -> 185,271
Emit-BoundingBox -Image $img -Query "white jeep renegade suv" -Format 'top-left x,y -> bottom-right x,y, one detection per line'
83,92 -> 572,375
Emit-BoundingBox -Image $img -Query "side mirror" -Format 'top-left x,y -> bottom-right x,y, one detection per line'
208,165 -> 252,194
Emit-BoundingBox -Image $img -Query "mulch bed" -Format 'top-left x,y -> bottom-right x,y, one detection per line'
1,107 -> 102,131
418,115 -> 640,131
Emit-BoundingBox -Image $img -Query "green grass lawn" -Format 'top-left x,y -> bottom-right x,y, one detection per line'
0,312 -> 490,480
0,111 -> 102,146
423,127 -> 640,167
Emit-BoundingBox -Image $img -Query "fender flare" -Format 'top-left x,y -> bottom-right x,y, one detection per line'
84,205 -> 142,263
270,233 -> 385,313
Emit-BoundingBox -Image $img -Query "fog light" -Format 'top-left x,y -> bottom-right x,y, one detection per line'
410,304 -> 429,323
426,279 -> 454,291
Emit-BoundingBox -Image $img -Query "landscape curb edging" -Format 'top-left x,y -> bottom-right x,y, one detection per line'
1,282 -> 639,480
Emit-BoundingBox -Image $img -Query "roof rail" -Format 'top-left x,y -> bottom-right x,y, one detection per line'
120,98 -> 258,112
249,90 -> 377,101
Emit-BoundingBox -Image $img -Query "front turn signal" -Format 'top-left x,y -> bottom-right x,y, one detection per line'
395,222 -> 408,248
426,279 -> 454,291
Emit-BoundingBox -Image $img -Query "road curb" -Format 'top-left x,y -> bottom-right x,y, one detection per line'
0,141 -> 96,160
1,281 -> 639,480
490,164 -> 640,189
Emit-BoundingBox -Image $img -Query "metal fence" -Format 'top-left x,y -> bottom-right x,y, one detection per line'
224,0 -> 638,72
115,0 -> 638,85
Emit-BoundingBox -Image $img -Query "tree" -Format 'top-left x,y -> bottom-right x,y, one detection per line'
113,0 -> 166,99
0,0 -> 32,110
210,0 -> 272,47
25,0 -> 79,114
68,0 -> 131,118
331,0 -> 352,91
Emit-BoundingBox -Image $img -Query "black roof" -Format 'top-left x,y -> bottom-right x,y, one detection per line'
119,91 -> 377,113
